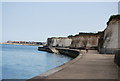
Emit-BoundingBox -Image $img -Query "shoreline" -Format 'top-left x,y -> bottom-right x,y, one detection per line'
28,48 -> 118,80
27,48 -> 82,80
0,43 -> 43,46
38,47 -> 80,58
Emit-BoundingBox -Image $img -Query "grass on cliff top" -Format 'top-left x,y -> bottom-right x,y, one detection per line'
107,14 -> 120,25
49,37 -> 69,39
68,31 -> 103,38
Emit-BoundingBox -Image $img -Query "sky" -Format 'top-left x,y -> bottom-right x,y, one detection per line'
1,2 -> 118,42
0,2 -> 2,42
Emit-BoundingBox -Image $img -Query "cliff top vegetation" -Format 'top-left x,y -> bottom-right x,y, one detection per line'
107,14 -> 120,25
49,37 -> 70,39
68,31 -> 103,38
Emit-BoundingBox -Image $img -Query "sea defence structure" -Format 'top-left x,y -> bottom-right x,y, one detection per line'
38,15 -> 120,65
29,50 -> 118,80
37,14 -> 120,80
38,47 -> 79,58
38,33 -> 101,55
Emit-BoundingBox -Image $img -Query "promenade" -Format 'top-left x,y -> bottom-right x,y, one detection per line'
46,50 -> 118,79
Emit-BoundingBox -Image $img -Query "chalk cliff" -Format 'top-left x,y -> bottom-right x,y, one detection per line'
47,33 -> 101,49
69,35 -> 100,49
100,15 -> 120,54
46,15 -> 120,54
47,37 -> 72,47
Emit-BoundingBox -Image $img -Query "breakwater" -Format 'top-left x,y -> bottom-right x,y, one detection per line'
38,47 -> 80,58
56,48 -> 80,58
38,46 -> 53,53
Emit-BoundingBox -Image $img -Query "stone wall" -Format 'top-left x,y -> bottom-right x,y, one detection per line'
114,50 -> 120,67
47,37 -> 72,47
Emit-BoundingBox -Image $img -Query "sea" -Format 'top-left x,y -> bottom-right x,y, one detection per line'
0,44 -> 72,80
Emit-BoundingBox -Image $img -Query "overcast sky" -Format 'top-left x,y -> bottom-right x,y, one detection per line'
1,2 -> 118,42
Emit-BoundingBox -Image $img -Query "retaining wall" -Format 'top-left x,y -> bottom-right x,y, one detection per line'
38,46 -> 80,58
56,48 -> 80,58
114,50 -> 120,67
28,48 -> 81,80
100,48 -> 118,54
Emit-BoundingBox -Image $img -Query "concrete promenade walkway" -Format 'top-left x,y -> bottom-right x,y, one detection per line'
46,50 -> 118,79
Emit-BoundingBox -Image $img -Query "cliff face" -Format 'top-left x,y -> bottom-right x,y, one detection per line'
47,35 -> 100,49
70,35 -> 100,48
102,21 -> 119,49
100,16 -> 120,53
47,38 -> 72,47
47,15 -> 120,52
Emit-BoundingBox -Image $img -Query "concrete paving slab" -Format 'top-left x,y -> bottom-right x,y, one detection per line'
46,50 -> 118,79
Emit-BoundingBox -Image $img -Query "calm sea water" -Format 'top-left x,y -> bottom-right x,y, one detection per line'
1,44 -> 72,79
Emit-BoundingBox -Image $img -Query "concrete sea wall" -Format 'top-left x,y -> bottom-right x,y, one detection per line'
114,50 -> 120,67
56,48 -> 80,58
28,48 -> 81,80
100,48 -> 118,54
35,14 -> 120,80
38,46 -> 80,58
38,47 -> 53,53
114,49 -> 120,81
